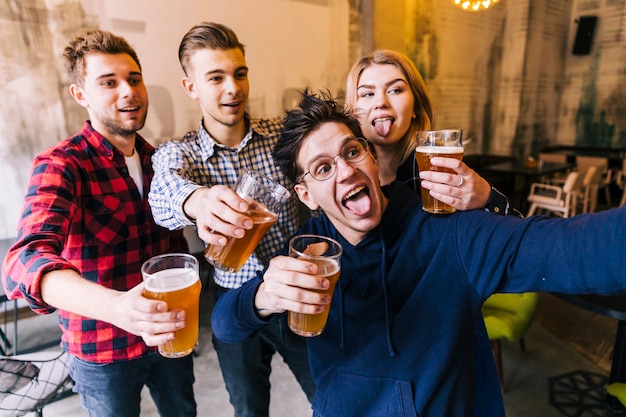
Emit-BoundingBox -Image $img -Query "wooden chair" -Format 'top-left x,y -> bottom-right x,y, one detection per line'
527,171 -> 580,218
538,153 -> 571,184
576,156 -> 612,211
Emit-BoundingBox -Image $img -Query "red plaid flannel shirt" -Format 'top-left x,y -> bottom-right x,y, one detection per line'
1,121 -> 188,363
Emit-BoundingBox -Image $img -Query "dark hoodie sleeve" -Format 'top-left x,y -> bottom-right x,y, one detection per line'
211,273 -> 278,343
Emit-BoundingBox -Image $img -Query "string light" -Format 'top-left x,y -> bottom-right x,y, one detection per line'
452,0 -> 500,12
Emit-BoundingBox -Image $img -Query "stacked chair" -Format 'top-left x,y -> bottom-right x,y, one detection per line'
575,156 -> 612,213
527,171 -> 581,218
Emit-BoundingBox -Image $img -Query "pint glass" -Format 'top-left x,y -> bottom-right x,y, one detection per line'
141,253 -> 202,358
288,235 -> 342,337
204,170 -> 290,273
415,129 -> 464,214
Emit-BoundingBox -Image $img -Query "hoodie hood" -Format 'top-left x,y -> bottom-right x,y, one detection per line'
304,182 -> 419,360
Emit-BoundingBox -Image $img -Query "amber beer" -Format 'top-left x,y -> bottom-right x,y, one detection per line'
415,146 -> 464,213
287,235 -> 343,337
288,258 -> 341,337
204,204 -> 278,273
141,254 -> 201,358
415,128 -> 464,214
204,169 -> 290,273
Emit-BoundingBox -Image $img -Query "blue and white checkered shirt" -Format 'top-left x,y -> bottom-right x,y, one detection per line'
149,115 -> 299,288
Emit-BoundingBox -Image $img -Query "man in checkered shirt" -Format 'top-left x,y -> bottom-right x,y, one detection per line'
2,30 -> 195,417
149,22 -> 315,417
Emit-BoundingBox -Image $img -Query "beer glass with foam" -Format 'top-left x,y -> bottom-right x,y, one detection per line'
288,235 -> 342,337
204,169 -> 290,273
415,129 -> 464,214
141,253 -> 202,358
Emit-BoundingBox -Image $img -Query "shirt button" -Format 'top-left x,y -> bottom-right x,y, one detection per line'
493,207 -> 500,213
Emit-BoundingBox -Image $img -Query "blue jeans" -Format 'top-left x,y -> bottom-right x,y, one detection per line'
213,286 -> 315,417
69,351 -> 196,417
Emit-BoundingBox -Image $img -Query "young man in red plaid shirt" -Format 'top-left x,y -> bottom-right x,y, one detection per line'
1,30 -> 195,417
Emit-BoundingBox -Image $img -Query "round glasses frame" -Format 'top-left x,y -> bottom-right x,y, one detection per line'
297,138 -> 370,183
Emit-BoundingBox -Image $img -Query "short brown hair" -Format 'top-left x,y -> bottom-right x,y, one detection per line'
178,22 -> 246,75
63,29 -> 141,86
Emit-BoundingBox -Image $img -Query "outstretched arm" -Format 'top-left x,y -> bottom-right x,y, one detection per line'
41,269 -> 185,347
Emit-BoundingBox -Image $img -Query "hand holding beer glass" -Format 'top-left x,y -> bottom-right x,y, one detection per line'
204,170 -> 290,273
287,235 -> 342,337
415,129 -> 464,214
141,253 -> 202,358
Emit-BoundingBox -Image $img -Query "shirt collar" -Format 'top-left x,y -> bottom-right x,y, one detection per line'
197,113 -> 273,157
81,121 -> 153,160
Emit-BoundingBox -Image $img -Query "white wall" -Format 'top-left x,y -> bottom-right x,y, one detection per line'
0,0 -> 350,240
96,0 -> 350,139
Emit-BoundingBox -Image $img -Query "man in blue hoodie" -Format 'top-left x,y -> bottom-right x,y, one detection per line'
211,90 -> 626,417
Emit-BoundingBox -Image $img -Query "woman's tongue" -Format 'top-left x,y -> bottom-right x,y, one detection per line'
374,118 -> 392,136
344,190 -> 371,215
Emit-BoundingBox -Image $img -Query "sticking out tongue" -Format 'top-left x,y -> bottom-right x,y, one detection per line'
344,189 -> 371,216
374,118 -> 392,137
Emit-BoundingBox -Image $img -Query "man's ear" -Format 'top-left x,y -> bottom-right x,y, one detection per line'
69,84 -> 88,108
294,183 -> 319,211
181,77 -> 198,99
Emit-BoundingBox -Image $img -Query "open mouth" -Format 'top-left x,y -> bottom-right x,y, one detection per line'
342,185 -> 371,215
119,106 -> 140,112
223,101 -> 242,108
372,116 -> 394,136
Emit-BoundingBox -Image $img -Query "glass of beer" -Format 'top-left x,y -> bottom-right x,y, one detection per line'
141,253 -> 202,358
415,129 -> 464,214
287,235 -> 342,337
204,170 -> 290,273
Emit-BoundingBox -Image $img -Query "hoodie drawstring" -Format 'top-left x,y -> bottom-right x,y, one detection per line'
380,228 -> 397,357
337,279 -> 345,349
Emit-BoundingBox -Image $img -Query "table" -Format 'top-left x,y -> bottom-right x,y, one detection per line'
482,161 -> 575,213
550,293 -> 626,414
541,145 -> 626,170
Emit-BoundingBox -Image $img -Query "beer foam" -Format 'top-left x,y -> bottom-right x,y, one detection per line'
415,146 -> 464,154
144,268 -> 199,292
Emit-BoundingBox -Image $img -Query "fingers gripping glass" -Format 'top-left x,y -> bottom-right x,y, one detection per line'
298,138 -> 370,183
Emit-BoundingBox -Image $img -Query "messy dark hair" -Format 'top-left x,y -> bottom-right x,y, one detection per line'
273,89 -> 364,184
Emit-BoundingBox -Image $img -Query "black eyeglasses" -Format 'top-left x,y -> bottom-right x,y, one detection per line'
298,138 -> 370,183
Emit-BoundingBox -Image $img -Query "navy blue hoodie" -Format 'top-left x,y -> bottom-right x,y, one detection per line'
212,181 -> 626,416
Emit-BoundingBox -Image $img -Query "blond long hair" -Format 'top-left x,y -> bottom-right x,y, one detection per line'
345,50 -> 435,166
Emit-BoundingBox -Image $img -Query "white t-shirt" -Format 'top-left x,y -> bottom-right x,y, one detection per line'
125,151 -> 144,197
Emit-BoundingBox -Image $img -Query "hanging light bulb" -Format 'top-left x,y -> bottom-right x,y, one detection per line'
452,0 -> 499,11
